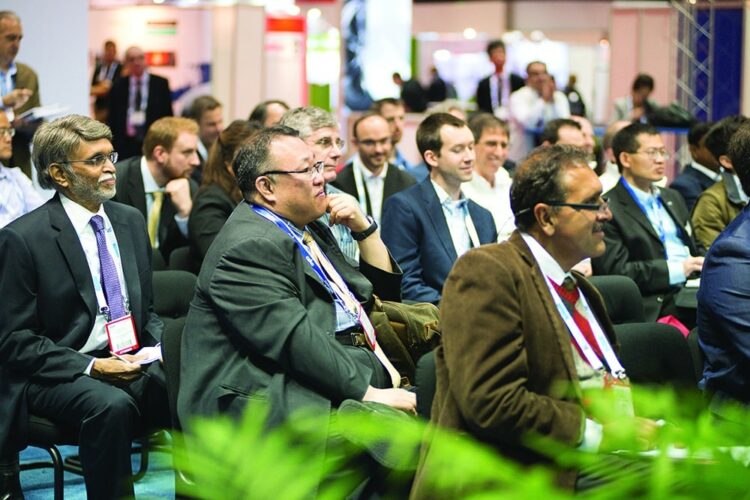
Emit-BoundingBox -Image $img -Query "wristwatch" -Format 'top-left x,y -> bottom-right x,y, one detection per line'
350,216 -> 378,241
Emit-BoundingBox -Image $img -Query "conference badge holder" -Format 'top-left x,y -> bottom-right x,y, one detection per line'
106,315 -> 140,355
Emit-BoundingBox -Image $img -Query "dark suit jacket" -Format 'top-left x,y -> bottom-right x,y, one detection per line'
670,164 -> 718,211
10,62 -> 41,179
411,233 -> 617,496
178,204 -> 402,486
381,179 -> 497,304
0,195 -> 162,453
188,184 -> 238,268
107,73 -> 173,159
697,206 -> 750,404
91,61 -> 122,111
592,180 -> 702,321
113,155 -> 198,261
331,161 -> 416,220
475,72 -> 525,114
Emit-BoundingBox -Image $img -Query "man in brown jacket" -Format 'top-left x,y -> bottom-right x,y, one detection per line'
411,145 -> 657,496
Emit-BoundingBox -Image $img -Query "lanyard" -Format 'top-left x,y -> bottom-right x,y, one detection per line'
251,204 -> 368,333
544,276 -> 626,379
620,178 -> 669,257
464,212 -> 481,249
352,159 -> 373,217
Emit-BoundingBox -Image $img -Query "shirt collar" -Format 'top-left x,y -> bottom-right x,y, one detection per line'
520,232 -> 570,287
0,162 -> 9,180
689,161 -> 720,181
0,61 -> 17,77
59,192 -> 107,233
356,155 -> 388,180
140,156 -> 162,192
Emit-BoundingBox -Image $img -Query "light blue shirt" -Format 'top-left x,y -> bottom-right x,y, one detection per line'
630,185 -> 691,285
0,163 -> 44,227
318,184 -> 359,265
431,180 -> 472,257
0,61 -> 17,107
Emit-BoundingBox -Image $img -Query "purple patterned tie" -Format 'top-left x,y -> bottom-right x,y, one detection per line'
89,215 -> 127,320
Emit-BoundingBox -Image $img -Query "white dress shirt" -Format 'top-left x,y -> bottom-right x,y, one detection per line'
462,167 -> 515,241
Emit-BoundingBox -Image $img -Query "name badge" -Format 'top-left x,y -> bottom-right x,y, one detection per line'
604,373 -> 635,418
105,315 -> 139,355
130,110 -> 146,127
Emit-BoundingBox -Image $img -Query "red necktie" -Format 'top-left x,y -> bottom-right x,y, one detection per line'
551,276 -> 604,363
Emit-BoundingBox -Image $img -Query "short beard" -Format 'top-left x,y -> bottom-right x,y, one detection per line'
66,170 -> 116,208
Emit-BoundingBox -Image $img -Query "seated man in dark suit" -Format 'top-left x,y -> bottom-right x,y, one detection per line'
411,145 -> 657,497
113,116 -> 199,262
0,115 -> 168,499
381,113 -> 497,305
670,121 -> 719,211
333,112 -> 416,223
697,123 -> 750,414
178,125 -> 415,496
592,123 -> 704,323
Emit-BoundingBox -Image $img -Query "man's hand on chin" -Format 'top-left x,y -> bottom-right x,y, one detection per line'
326,193 -> 368,231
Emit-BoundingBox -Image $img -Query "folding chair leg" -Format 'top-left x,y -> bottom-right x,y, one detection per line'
40,446 -> 65,500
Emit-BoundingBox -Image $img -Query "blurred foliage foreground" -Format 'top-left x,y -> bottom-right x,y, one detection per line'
173,386 -> 750,499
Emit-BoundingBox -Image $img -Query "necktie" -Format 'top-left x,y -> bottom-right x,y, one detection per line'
134,78 -> 142,111
148,191 -> 163,248
89,215 -> 127,320
302,231 -> 402,388
551,276 -> 605,363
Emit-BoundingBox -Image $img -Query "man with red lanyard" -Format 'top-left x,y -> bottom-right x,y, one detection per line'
412,145 -> 659,497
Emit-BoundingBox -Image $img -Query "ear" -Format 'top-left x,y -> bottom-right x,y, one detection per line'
719,154 -> 733,171
618,150 -> 632,171
424,150 -> 439,169
254,175 -> 276,203
153,145 -> 169,164
48,163 -> 70,189
533,203 -> 556,236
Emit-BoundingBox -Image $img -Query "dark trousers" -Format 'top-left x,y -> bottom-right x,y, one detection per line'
25,362 -> 169,500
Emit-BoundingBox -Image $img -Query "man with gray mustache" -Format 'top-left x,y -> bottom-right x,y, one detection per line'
0,114 -> 169,499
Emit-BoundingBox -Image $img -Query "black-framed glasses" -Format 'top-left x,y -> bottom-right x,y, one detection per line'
314,137 -> 345,150
546,200 -> 610,215
63,151 -> 118,168
0,127 -> 15,139
264,161 -> 324,179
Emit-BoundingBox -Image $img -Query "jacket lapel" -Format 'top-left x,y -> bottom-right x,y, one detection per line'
510,234 -> 581,390
124,158 -> 148,218
466,201 -> 493,244
611,182 -> 663,244
420,181 -> 458,262
49,196 -> 98,322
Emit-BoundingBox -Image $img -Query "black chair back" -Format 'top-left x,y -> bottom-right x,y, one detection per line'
152,270 -> 197,320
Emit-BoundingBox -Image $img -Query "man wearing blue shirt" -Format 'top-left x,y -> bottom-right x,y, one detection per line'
0,109 -> 42,227
592,123 -> 704,323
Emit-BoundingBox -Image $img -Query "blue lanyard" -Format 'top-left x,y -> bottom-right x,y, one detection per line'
620,178 -> 668,258
250,203 -> 353,314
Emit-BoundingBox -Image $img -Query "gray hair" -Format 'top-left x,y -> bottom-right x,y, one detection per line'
278,106 -> 338,139
32,114 -> 112,190
234,125 -> 300,199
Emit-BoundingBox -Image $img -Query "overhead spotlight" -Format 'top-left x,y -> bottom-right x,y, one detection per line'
688,0 -> 697,4
463,28 -> 477,39
599,38 -> 609,47
153,0 -> 165,4
307,8 -> 321,20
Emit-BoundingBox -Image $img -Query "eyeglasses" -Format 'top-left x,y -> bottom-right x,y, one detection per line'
0,127 -> 15,139
264,161 -> 325,179
314,137 -> 345,150
546,200 -> 610,215
63,151 -> 118,168
634,148 -> 671,161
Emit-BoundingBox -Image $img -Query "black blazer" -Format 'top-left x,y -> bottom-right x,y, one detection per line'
331,162 -> 416,219
475,72 -> 525,114
107,73 -> 173,159
592,180 -> 702,321
188,184 -> 238,268
0,195 -> 162,452
91,61 -> 122,110
113,156 -> 198,261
